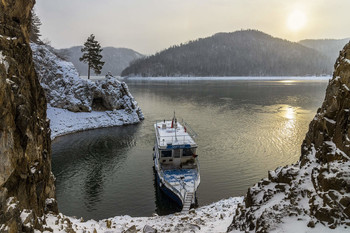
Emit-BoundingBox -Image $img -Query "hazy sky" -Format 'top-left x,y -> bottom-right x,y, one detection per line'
36,0 -> 350,54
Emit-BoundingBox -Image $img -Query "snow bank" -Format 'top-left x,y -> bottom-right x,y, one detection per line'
47,106 -> 141,140
37,197 -> 243,233
124,76 -> 331,81
35,194 -> 348,232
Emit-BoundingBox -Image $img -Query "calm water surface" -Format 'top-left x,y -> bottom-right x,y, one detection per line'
52,79 -> 328,220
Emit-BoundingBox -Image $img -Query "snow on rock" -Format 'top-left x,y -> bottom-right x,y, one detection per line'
48,106 -> 142,140
125,76 -> 331,81
31,43 -> 92,111
228,41 -> 350,232
20,209 -> 34,228
30,43 -> 143,138
30,43 -> 144,122
38,197 -> 243,233
0,51 -> 9,74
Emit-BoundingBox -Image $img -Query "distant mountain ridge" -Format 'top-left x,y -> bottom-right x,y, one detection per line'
299,38 -> 350,64
121,30 -> 344,77
59,46 -> 143,76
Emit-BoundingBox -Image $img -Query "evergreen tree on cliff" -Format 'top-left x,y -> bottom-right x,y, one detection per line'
30,9 -> 42,43
80,34 -> 104,79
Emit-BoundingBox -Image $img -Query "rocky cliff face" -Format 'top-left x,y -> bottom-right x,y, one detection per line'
0,0 -> 56,232
228,42 -> 350,232
31,43 -> 144,121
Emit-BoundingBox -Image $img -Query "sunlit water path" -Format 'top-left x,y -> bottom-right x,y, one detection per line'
52,79 -> 328,220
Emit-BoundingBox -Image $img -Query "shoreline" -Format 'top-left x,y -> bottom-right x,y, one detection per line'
80,75 -> 332,82
50,124 -> 138,142
42,197 -> 245,232
122,76 -> 332,81
47,106 -> 142,140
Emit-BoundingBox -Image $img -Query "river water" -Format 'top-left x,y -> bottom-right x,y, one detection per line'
52,79 -> 328,220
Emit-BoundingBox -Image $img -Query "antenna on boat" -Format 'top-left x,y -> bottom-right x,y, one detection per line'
173,110 -> 177,141
171,111 -> 175,128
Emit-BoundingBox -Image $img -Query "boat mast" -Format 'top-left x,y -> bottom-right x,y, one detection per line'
173,111 -> 177,141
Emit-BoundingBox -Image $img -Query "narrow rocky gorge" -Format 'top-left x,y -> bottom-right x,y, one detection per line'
1,0 -> 350,232
0,0 -> 56,232
228,42 -> 350,232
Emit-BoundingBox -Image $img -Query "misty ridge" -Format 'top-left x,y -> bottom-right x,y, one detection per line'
120,30 -> 349,77
55,30 -> 349,77
57,46 -> 143,76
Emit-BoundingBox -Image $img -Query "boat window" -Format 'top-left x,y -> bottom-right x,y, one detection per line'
183,148 -> 196,156
161,150 -> 172,157
173,149 -> 181,158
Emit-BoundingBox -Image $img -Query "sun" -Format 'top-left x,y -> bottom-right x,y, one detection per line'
287,10 -> 307,31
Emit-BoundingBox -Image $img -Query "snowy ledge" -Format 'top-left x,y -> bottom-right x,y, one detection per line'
47,106 -> 142,140
123,76 -> 332,81
40,197 -> 244,233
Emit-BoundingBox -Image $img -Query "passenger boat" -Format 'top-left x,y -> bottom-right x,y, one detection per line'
153,114 -> 200,213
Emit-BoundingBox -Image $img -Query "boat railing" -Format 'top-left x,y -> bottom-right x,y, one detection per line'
193,180 -> 196,195
193,157 -> 200,193
157,135 -> 195,146
155,119 -> 198,143
181,119 -> 198,139
154,136 -> 200,204
159,168 -> 187,201
155,149 -> 187,202
164,158 -> 200,201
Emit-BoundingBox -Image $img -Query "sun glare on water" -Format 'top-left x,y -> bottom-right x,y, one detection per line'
287,9 -> 307,31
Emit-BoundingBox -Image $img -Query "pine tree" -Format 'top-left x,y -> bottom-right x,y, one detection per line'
79,34 -> 105,79
30,9 -> 42,44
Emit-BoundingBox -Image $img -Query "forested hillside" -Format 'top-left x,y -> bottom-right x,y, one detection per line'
121,30 -> 333,77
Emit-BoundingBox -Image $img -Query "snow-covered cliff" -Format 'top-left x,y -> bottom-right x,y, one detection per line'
30,43 -> 144,139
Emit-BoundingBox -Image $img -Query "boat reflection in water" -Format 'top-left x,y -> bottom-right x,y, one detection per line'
52,125 -> 142,220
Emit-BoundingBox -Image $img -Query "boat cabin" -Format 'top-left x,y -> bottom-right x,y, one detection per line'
155,120 -> 198,169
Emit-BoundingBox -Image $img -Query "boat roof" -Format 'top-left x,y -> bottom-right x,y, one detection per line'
155,120 -> 197,149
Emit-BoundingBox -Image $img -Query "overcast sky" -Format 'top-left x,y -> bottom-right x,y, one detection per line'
36,0 -> 350,55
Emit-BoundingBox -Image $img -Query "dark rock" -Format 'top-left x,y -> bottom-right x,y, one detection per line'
307,220 -> 315,228
345,206 -> 350,218
340,196 -> 350,208
44,198 -> 58,214
261,179 -> 271,186
0,0 -> 56,231
143,224 -> 157,233
123,225 -> 137,233
275,184 -> 286,192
